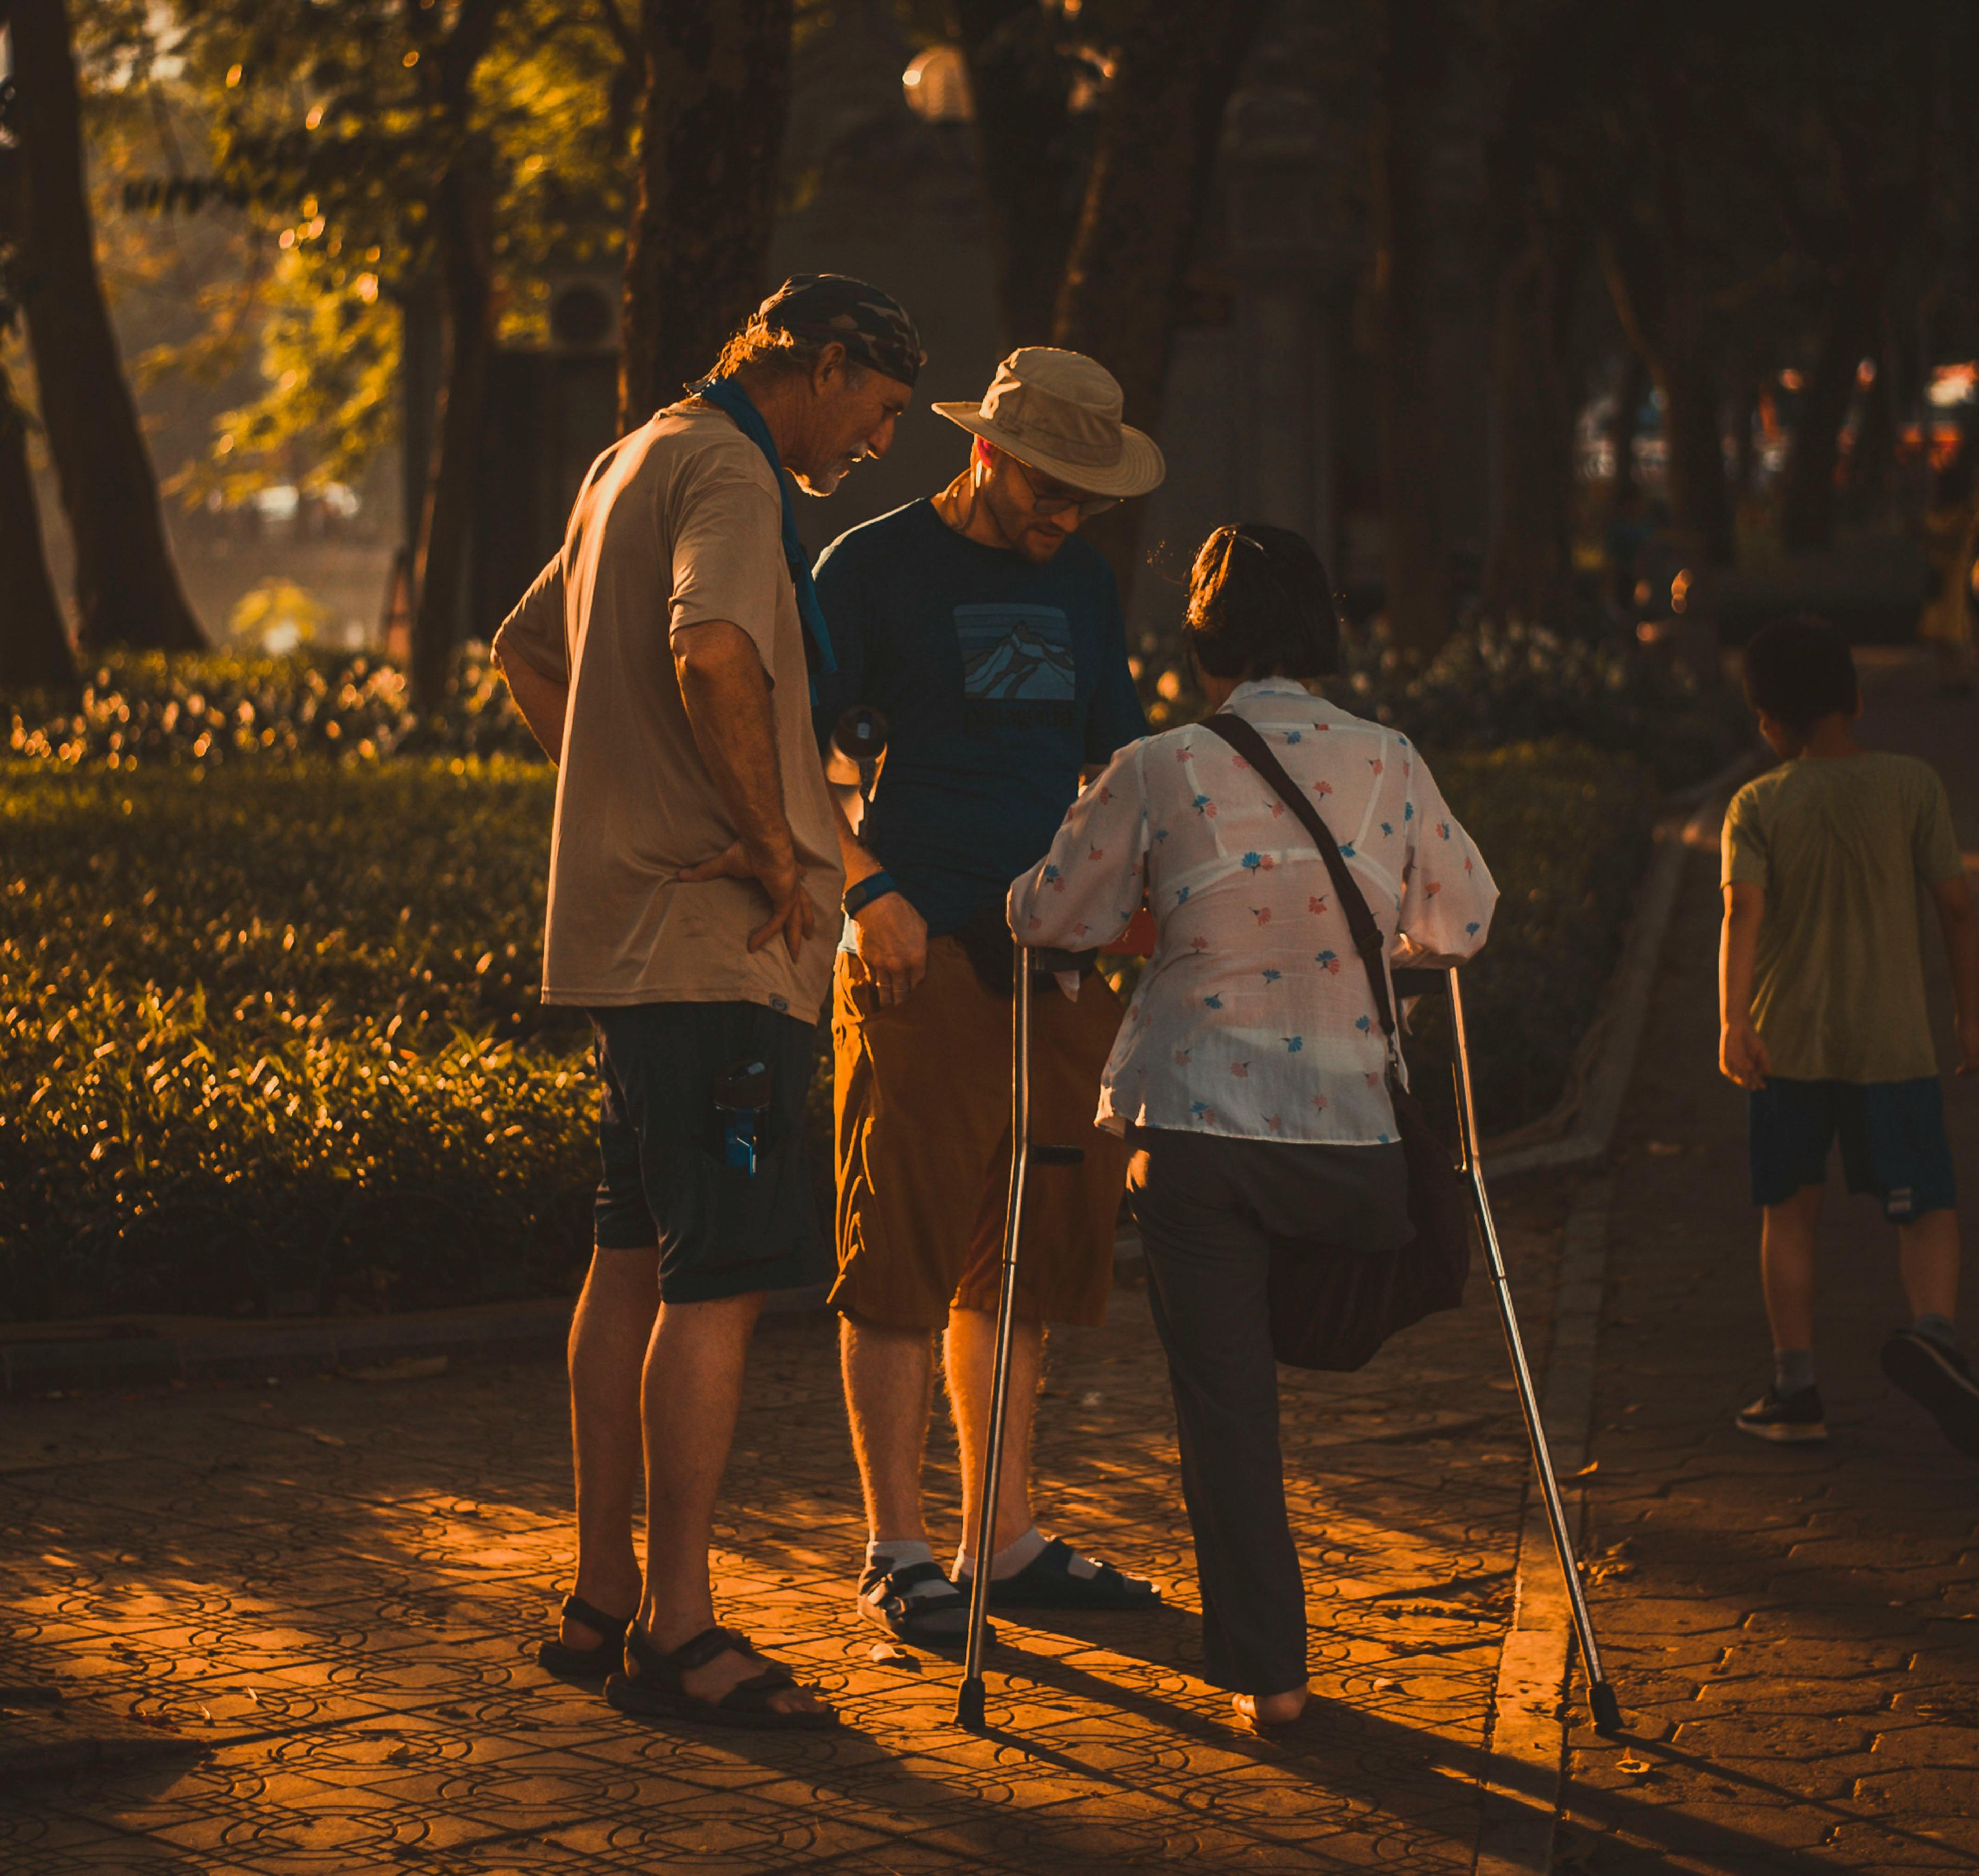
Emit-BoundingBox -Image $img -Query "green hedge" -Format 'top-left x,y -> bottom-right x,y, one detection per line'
5,648 -> 540,769
2,739 -> 1655,1323
9,632 -> 1747,791
0,762 -> 590,1322
1409,739 -> 1658,1135
1145,621 -> 1750,791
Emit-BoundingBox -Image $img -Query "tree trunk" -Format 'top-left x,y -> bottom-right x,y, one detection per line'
1846,336 -> 1894,523
1481,205 -> 1581,630
9,0 -> 203,652
955,0 -> 1084,348
1659,345 -> 1734,569
1049,0 -> 1268,597
1608,349 -> 1649,509
1780,259 -> 1881,553
1601,228 -> 1735,569
1730,378 -> 1760,508
619,0 -> 793,432
410,150 -> 496,712
0,358 -> 76,694
1372,0 -> 1451,654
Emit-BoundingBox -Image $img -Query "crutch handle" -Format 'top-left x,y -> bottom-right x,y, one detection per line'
1027,944 -> 1095,974
1391,967 -> 1446,1000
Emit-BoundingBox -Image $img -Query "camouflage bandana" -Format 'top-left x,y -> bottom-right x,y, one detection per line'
756,274 -> 925,388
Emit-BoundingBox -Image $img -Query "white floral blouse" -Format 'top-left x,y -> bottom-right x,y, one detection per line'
1007,679 -> 1499,1145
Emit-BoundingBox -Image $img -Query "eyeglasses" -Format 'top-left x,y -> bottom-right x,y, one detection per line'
1004,454 -> 1119,520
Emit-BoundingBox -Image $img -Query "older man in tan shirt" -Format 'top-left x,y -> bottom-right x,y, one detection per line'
494,276 -> 921,1729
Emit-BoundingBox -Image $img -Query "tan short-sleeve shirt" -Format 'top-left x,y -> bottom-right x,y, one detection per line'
494,403 -> 843,1021
1722,750 -> 1964,1082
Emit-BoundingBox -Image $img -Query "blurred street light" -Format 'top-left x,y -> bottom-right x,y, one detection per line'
903,45 -> 973,123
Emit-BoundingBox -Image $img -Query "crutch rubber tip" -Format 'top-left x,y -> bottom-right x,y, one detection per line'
954,1678 -> 986,1731
1590,1682 -> 1623,1736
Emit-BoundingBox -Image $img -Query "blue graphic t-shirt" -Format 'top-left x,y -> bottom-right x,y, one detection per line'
811,498 -> 1148,938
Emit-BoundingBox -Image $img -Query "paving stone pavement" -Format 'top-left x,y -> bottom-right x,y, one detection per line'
1556,650 -> 1979,1873
21,655 -> 1979,1875
1,1193 -> 1568,1874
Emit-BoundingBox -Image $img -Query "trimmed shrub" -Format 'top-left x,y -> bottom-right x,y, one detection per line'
1145,621 -> 1751,790
5,648 -> 539,769
3,740 -> 1655,1323
1,762 -> 590,1322
1411,740 -> 1659,1136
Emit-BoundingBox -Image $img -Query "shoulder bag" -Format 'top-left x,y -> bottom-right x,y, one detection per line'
1200,714 -> 1473,1372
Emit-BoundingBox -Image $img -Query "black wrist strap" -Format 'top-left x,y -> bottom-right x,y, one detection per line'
1200,713 -> 1398,1048
842,870 -> 898,918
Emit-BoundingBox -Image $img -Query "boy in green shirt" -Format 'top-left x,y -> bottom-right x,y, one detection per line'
1720,616 -> 1979,1454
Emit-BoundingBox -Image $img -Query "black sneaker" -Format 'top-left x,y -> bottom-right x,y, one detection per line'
1735,1384 -> 1828,1443
1880,1329 -> 1979,1459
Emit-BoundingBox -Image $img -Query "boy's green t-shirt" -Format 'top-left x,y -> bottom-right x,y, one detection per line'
1722,751 -> 1964,1084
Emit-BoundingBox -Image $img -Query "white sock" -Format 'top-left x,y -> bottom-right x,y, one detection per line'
954,1527 -> 1103,1582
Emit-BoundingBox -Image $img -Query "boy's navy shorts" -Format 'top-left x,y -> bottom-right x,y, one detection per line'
587,1000 -> 832,1303
1748,1076 -> 1956,1222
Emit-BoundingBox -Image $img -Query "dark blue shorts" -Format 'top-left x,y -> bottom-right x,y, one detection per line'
588,1001 -> 831,1303
1748,1077 -> 1956,1223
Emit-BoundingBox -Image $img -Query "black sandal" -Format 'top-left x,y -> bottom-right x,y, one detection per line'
535,1594 -> 632,1680
605,1624 -> 838,1731
858,1558 -> 990,1652
967,1538 -> 1162,1611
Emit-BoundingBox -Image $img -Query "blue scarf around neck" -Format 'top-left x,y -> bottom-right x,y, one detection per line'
694,376 -> 838,702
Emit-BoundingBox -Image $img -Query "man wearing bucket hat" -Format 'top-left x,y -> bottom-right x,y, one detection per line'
494,274 -> 921,1728
810,348 -> 1166,1649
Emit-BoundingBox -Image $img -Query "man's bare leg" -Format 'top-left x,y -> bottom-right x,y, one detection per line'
560,1246 -> 658,1650
945,1305 -> 1045,1558
636,1291 -> 829,1716
946,1305 -> 1160,1598
840,1311 -> 937,1542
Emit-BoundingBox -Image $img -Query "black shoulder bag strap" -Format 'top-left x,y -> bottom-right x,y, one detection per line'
1200,713 -> 1400,1062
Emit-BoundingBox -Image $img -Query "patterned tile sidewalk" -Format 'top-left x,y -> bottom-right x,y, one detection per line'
1,1202 -> 1566,1875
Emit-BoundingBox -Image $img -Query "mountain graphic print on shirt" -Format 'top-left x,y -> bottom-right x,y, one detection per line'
955,604 -> 1076,728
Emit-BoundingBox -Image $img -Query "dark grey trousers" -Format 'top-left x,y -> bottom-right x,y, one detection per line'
1126,1124 -> 1411,1695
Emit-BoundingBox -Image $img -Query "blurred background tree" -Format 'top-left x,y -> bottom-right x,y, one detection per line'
6,0 -> 203,658
0,82 -> 76,692
9,0 -> 1979,694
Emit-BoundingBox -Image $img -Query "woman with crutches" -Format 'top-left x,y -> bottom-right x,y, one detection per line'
1005,525 -> 1499,1729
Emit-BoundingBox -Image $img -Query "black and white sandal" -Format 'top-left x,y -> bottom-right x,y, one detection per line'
963,1538 -> 1162,1611
858,1557 -> 990,1651
535,1593 -> 632,1680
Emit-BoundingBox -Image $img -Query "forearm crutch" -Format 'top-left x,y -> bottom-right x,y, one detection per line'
1419,964 -> 1623,1736
955,938 -> 1086,1730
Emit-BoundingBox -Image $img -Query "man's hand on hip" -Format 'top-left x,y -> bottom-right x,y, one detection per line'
680,839 -> 816,961
852,891 -> 928,1006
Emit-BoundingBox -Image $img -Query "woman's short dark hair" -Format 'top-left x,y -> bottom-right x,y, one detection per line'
1741,615 -> 1858,733
1184,523 -> 1341,681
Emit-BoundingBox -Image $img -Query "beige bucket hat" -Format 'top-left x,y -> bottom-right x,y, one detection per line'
932,347 -> 1166,499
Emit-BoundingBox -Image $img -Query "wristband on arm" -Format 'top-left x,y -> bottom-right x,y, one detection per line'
842,870 -> 898,918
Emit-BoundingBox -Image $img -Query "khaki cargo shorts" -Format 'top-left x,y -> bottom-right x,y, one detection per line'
829,935 -> 1128,1332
